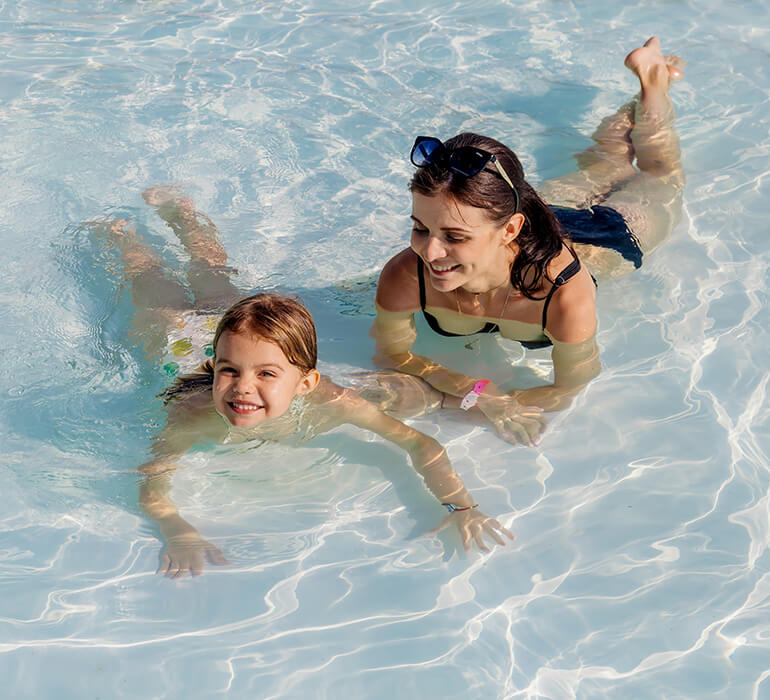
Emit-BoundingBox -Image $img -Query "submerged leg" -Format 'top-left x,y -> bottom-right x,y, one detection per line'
539,100 -> 638,208
86,217 -> 192,358
539,37 -> 684,211
143,186 -> 242,310
599,37 -> 685,256
544,37 -> 686,279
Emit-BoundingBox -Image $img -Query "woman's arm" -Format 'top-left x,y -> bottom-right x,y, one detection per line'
374,251 -> 545,443
373,250 -> 483,397
513,273 -> 600,411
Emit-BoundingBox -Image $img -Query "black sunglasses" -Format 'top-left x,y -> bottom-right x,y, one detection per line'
410,135 -> 519,213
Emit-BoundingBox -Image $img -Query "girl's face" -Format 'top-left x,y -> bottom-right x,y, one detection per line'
212,331 -> 319,427
409,192 -> 519,293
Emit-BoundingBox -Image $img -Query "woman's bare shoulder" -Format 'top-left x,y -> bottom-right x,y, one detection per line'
376,248 -> 421,312
545,251 -> 597,343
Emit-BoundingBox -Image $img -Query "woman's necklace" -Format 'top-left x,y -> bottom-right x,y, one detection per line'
456,280 -> 514,352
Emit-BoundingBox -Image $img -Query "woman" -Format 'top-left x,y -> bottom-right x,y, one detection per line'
370,37 -> 685,445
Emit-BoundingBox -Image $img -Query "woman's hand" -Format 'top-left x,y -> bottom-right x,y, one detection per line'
158,532 -> 230,577
429,509 -> 514,552
477,393 -> 546,445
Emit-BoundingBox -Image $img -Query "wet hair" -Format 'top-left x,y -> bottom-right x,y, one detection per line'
163,293 -> 317,401
409,132 -> 567,298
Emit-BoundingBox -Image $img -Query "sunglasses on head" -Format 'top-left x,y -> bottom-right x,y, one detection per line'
410,135 -> 519,213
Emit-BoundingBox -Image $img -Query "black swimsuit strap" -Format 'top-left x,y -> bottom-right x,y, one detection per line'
415,250 -> 585,346
417,260 -> 498,337
540,248 -> 582,329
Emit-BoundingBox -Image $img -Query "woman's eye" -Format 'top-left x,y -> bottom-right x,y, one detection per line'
411,226 -> 428,236
446,235 -> 465,243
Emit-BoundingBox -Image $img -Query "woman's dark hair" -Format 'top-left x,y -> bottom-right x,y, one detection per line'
409,132 -> 567,298
163,293 -> 317,402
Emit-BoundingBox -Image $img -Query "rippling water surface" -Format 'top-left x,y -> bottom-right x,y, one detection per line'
1,1 -> 769,697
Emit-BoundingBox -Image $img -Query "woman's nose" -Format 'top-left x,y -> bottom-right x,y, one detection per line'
424,235 -> 446,262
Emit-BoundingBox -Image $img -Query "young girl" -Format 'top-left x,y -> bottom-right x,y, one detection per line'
94,193 -> 511,577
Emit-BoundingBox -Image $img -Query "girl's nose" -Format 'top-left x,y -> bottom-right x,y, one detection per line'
235,374 -> 256,394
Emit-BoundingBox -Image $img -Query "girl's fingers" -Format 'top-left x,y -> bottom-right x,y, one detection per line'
473,529 -> 490,552
484,526 -> 507,546
157,553 -> 171,575
206,547 -> 230,566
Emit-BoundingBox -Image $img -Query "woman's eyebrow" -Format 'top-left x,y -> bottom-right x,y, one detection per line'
410,215 -> 471,233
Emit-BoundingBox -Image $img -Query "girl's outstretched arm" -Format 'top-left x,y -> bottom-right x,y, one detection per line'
323,382 -> 513,552
138,393 -> 229,577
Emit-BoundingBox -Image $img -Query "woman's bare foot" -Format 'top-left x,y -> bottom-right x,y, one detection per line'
625,36 -> 687,93
624,36 -> 682,122
625,37 -> 677,89
664,54 -> 686,81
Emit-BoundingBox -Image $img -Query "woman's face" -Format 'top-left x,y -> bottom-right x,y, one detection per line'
409,191 -> 514,293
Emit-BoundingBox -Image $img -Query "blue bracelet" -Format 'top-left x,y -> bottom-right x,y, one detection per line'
442,503 -> 479,513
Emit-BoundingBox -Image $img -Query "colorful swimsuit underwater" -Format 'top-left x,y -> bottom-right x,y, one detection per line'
162,311 -> 220,376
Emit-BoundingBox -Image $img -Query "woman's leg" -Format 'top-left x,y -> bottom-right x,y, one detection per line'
540,37 -> 685,279
598,37 -> 685,255
538,99 -> 638,209
143,186 -> 242,310
538,37 -> 684,210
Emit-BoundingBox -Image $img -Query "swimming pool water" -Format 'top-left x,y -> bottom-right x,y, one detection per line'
1,1 -> 769,697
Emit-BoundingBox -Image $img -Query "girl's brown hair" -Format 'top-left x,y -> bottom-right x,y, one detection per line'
410,132 -> 567,298
163,293 -> 317,401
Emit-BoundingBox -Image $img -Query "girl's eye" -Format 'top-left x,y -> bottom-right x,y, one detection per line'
411,226 -> 428,236
446,235 -> 465,243
217,367 -> 237,375
259,371 -> 276,378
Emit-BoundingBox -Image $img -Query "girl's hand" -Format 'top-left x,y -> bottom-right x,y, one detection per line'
158,532 -> 230,577
429,509 -> 514,552
478,393 -> 546,445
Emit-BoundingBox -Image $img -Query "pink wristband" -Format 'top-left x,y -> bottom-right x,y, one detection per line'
460,380 -> 490,410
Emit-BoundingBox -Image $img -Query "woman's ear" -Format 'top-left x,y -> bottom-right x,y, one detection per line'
296,369 -> 321,395
502,213 -> 525,245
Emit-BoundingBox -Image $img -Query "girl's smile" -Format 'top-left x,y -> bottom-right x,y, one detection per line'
212,331 -> 318,427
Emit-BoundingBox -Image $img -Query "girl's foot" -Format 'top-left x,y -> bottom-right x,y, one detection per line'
142,185 -> 229,269
142,185 -> 195,213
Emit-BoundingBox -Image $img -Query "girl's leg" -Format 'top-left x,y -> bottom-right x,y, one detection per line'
143,186 -> 242,310
87,217 -> 193,359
